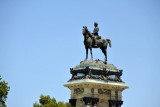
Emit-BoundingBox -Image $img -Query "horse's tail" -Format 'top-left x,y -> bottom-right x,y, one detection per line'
106,39 -> 112,48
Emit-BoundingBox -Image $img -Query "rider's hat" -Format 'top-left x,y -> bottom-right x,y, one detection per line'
94,22 -> 98,26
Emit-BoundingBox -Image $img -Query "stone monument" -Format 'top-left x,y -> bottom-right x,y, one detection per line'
64,23 -> 129,107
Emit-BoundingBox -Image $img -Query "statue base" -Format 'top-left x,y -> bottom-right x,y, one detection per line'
64,60 -> 129,107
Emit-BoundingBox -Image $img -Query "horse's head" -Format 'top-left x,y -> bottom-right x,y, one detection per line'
82,26 -> 88,36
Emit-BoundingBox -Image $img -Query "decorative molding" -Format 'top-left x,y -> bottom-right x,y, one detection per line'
74,88 -> 84,94
98,89 -> 111,95
69,67 -> 123,82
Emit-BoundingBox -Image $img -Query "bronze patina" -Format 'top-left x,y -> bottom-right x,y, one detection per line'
82,22 -> 111,64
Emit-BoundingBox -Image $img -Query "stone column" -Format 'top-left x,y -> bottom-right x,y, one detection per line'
118,91 -> 122,100
109,100 -> 115,107
84,87 -> 91,97
91,98 -> 99,107
116,100 -> 123,107
70,89 -> 74,99
69,99 -> 76,107
93,89 -> 98,98
111,90 -> 115,100
83,97 -> 92,107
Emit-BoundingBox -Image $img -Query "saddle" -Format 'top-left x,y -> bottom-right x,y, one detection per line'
97,36 -> 101,39
88,32 -> 101,40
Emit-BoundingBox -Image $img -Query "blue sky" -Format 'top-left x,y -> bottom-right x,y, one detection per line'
0,0 -> 160,107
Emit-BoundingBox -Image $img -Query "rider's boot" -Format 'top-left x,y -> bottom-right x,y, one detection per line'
93,37 -> 98,47
94,41 -> 98,47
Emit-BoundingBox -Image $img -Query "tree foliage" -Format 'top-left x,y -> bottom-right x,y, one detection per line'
39,95 -> 51,105
0,75 -> 10,107
33,94 -> 70,107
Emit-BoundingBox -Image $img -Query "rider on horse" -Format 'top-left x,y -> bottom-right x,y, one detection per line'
92,22 -> 99,47
82,24 -> 111,63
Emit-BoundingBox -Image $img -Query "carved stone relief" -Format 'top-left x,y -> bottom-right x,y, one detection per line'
98,89 -> 111,95
74,88 -> 84,94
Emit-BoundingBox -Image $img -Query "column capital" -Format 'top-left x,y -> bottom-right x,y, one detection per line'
69,99 -> 76,107
83,97 -> 92,105
109,100 -> 116,107
116,100 -> 123,107
92,98 -> 99,106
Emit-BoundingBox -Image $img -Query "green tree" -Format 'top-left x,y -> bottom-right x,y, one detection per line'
39,95 -> 51,105
44,97 -> 58,107
33,95 -> 70,107
57,101 -> 65,107
33,102 -> 40,107
65,102 -> 71,107
0,75 -> 10,107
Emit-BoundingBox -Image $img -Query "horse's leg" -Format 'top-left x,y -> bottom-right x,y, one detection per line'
104,49 -> 107,64
101,47 -> 107,64
85,47 -> 88,61
90,48 -> 93,60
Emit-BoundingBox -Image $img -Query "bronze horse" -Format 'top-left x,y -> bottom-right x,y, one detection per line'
82,26 -> 111,64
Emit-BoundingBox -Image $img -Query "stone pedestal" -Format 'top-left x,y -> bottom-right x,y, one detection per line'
64,60 -> 129,107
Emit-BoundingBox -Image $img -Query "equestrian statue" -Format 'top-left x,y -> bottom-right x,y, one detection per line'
82,22 -> 111,64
